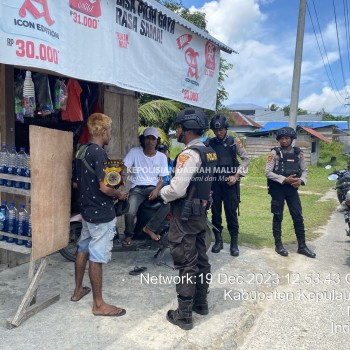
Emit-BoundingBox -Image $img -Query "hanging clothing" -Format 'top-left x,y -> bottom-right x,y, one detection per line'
61,79 -> 83,122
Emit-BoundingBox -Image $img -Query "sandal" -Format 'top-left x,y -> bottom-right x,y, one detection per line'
93,307 -> 126,317
122,236 -> 133,246
129,266 -> 147,275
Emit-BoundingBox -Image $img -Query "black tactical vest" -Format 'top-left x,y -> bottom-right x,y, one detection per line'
272,147 -> 302,178
208,136 -> 239,176
173,145 -> 217,200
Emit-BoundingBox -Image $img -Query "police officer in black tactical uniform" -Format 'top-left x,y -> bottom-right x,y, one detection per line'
160,107 -> 217,330
208,115 -> 250,257
265,126 -> 316,258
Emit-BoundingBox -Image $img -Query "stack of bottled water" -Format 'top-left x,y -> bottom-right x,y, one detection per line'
0,144 -> 8,186
6,202 -> 17,243
6,146 -> 18,187
24,153 -> 31,190
0,200 -> 8,239
0,201 -> 31,246
16,147 -> 27,188
16,204 -> 28,246
0,144 -> 30,189
26,213 -> 32,248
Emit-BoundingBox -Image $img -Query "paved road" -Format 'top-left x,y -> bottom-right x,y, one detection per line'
0,191 -> 348,349
240,204 -> 350,350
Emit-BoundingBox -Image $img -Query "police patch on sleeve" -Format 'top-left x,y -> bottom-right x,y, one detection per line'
267,153 -> 274,163
103,160 -> 124,186
236,138 -> 243,148
177,154 -> 190,169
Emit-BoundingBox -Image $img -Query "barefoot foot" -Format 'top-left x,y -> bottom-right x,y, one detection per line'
143,226 -> 160,241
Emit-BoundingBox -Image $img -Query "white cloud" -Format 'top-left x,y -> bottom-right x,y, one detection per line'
299,86 -> 349,114
190,0 -> 347,114
201,0 -> 266,45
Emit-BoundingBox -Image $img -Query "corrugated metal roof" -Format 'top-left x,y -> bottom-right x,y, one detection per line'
227,112 -> 262,128
146,0 -> 236,54
300,126 -> 332,143
226,103 -> 265,110
260,121 -> 348,131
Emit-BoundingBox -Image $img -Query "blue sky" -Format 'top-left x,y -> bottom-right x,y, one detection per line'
180,0 -> 350,115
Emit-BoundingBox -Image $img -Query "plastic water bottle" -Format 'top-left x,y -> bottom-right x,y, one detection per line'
0,144 -> 9,186
23,153 -> 31,190
6,146 -> 18,187
23,70 -> 36,118
25,213 -> 32,248
7,202 -> 17,243
16,204 -> 27,245
0,201 -> 8,240
15,147 -> 27,188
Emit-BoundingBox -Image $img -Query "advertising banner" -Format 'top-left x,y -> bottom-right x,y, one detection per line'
0,0 -> 220,110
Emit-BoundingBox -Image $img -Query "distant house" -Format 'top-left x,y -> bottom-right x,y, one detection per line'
259,121 -> 348,132
334,129 -> 350,146
254,113 -> 323,125
225,104 -> 324,126
226,103 -> 268,116
256,121 -> 348,148
244,126 -> 331,165
225,112 -> 262,134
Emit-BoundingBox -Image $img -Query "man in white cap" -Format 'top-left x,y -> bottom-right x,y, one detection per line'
122,127 -> 169,245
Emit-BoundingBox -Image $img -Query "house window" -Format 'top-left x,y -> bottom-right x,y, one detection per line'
311,141 -> 316,153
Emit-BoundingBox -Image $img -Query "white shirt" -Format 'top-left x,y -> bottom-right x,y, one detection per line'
123,147 -> 169,188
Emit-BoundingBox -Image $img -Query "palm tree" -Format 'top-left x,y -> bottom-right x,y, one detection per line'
138,99 -> 181,135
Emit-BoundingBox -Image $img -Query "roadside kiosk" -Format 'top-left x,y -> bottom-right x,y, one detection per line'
0,0 -> 233,327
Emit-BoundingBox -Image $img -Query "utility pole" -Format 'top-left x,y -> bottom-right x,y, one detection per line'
289,0 -> 307,130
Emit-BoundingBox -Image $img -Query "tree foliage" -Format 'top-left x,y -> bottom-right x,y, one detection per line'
138,99 -> 181,133
282,105 -> 308,116
268,103 -> 280,111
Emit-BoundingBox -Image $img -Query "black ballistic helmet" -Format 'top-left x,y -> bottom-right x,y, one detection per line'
210,114 -> 229,130
276,127 -> 297,140
158,144 -> 169,152
175,107 -> 208,130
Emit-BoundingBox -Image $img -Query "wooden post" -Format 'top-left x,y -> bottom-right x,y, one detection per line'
0,64 -> 15,265
7,257 -> 60,328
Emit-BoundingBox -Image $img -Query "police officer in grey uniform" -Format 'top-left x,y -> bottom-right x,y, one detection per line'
265,126 -> 316,258
208,115 -> 250,256
160,107 -> 217,330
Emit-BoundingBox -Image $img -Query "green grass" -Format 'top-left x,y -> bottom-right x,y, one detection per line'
168,143 -> 342,248
170,145 -> 183,159
215,160 -> 339,248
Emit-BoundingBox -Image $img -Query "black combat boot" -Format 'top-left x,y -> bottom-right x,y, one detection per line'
166,296 -> 193,330
211,231 -> 223,253
275,238 -> 288,256
230,234 -> 239,257
297,240 -> 316,258
192,289 -> 209,315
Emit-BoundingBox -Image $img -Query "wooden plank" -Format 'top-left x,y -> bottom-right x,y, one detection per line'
0,241 -> 31,254
104,89 -> 138,159
7,258 -> 47,327
0,231 -> 32,241
0,186 -> 30,196
30,126 -> 72,260
6,294 -> 60,329
0,64 -> 15,265
0,174 -> 31,183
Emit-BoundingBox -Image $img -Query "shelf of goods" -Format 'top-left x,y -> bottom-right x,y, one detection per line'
0,173 -> 30,197
1,125 -> 72,328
